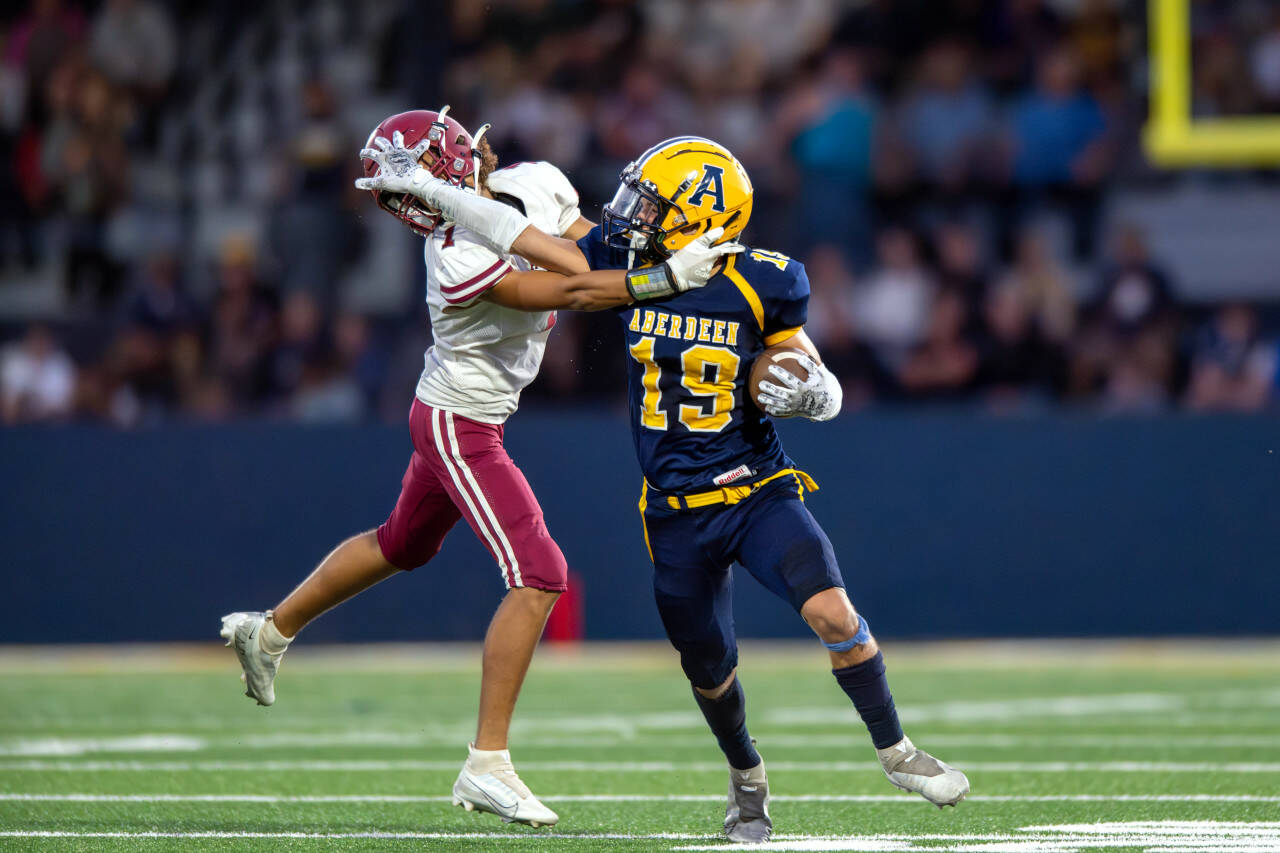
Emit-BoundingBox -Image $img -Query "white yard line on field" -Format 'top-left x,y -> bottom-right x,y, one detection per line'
8,824 -> 1280,852
0,735 -> 206,756
4,759 -> 1280,772
8,731 -> 1280,755
769,694 -> 1188,727
0,831 -> 715,841
671,821 -> 1280,852
2,793 -> 1279,804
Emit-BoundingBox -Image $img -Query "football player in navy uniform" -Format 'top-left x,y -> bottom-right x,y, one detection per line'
355,135 -> 969,843
575,138 -> 969,842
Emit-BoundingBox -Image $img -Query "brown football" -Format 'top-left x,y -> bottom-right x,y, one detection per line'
749,343 -> 810,413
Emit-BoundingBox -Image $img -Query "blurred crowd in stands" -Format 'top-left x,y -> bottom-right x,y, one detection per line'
3,0 -> 1280,426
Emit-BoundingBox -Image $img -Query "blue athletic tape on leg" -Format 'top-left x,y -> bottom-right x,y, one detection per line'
822,615 -> 871,653
832,650 -> 904,749
692,676 -> 761,771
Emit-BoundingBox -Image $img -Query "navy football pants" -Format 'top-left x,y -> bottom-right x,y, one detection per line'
642,476 -> 844,690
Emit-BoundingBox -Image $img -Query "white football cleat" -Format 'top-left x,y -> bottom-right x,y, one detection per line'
877,736 -> 969,807
452,743 -> 558,828
219,611 -> 286,707
724,758 -> 772,843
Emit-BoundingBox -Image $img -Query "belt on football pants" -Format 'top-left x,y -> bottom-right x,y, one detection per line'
654,468 -> 820,511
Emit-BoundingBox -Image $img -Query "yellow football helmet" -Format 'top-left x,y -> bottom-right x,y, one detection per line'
603,136 -> 753,266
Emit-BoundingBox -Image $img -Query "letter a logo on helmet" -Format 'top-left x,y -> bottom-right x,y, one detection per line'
686,165 -> 726,212
602,137 -> 753,266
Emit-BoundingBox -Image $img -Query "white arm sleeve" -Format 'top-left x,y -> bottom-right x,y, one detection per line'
416,177 -> 532,255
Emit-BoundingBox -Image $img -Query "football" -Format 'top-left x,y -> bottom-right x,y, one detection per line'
749,342 -> 810,413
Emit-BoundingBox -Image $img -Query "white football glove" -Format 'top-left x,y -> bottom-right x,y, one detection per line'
355,133 -> 531,254
668,226 -> 743,290
625,227 -> 743,301
758,352 -> 843,421
355,132 -> 443,198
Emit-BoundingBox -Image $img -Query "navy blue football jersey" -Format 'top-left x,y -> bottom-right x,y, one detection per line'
577,226 -> 809,493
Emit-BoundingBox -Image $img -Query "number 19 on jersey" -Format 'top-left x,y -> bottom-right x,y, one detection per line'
629,337 -> 740,434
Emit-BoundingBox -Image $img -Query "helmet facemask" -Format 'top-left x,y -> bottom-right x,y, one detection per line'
602,165 -> 689,268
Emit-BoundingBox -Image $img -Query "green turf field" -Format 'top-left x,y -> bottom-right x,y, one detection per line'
1,640 -> 1278,852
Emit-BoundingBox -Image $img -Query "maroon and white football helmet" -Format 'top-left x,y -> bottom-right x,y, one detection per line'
361,106 -> 488,236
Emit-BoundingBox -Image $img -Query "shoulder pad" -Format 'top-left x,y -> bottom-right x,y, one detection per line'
485,162 -> 581,237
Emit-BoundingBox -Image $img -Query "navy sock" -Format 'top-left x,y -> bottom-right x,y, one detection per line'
832,651 -> 904,749
692,676 -> 761,770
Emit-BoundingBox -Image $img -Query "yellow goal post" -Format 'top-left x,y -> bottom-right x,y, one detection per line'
1144,0 -> 1280,166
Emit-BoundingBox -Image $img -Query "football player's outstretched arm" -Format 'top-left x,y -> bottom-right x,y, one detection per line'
508,225 -> 591,276
486,227 -> 741,312
484,268 -> 632,311
357,145 -> 594,266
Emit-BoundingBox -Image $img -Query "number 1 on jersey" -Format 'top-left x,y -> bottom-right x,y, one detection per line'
629,337 -> 667,429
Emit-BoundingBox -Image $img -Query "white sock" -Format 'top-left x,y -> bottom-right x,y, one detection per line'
466,743 -> 512,772
260,615 -> 292,654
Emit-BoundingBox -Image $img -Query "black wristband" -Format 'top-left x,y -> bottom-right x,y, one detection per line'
625,263 -> 677,301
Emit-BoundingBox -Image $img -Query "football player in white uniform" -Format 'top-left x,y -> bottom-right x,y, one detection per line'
220,108 -> 739,829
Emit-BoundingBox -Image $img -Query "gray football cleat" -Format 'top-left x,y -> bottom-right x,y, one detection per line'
219,611 -> 285,706
724,759 -> 772,843
877,736 -> 969,807
452,744 -> 558,828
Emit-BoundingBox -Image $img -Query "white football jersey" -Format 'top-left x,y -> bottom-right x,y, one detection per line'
415,161 -> 582,423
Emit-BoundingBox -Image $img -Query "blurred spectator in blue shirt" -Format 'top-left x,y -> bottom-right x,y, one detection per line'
1001,46 -> 1109,261
1010,54 -> 1106,184
898,40 -> 993,197
780,49 -> 876,262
